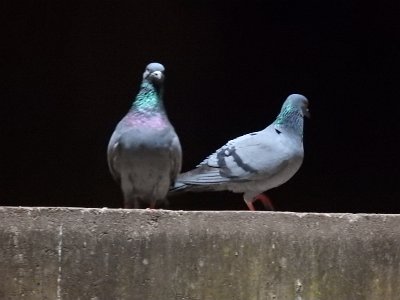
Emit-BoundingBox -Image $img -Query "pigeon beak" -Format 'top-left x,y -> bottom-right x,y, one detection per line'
147,71 -> 164,84
304,108 -> 311,118
150,71 -> 164,80
143,70 -> 165,84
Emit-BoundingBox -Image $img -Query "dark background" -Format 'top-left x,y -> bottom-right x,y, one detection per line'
3,1 -> 400,212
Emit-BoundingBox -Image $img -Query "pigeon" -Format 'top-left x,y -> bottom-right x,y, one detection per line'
169,94 -> 309,210
107,62 -> 182,209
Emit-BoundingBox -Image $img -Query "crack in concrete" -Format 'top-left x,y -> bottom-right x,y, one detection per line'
57,225 -> 63,300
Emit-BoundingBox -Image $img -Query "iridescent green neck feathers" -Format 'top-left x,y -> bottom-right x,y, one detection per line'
131,81 -> 164,113
273,103 -> 304,137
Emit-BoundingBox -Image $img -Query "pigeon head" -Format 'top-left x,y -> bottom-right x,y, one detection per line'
131,62 -> 166,113
143,62 -> 165,84
274,94 -> 309,137
284,94 -> 310,118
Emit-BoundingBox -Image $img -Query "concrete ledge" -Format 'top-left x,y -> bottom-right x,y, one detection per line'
1,207 -> 400,299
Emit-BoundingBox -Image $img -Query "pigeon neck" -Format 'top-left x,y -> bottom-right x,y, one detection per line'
131,81 -> 165,113
273,106 -> 304,138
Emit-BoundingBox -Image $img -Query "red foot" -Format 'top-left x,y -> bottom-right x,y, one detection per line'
245,194 -> 274,211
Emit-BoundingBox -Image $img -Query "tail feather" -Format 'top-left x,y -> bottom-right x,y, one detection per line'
168,180 -> 214,195
169,181 -> 189,193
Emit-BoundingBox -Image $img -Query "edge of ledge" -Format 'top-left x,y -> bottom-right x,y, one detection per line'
0,205 -> 398,218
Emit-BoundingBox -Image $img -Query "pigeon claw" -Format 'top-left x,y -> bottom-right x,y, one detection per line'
245,200 -> 256,211
245,194 -> 274,211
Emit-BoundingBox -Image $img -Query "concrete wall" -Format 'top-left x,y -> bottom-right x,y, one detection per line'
0,207 -> 400,300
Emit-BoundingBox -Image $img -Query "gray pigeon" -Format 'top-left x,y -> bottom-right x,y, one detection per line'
107,62 -> 182,208
169,94 -> 309,210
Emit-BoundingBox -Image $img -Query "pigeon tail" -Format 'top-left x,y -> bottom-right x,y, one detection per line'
169,180 -> 217,194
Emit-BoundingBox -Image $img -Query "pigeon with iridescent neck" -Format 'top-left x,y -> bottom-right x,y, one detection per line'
107,62 -> 182,208
169,94 -> 309,211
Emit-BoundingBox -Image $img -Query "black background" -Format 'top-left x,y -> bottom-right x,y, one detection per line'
3,1 -> 400,212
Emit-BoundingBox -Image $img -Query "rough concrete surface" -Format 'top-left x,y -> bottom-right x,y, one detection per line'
0,207 -> 400,300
